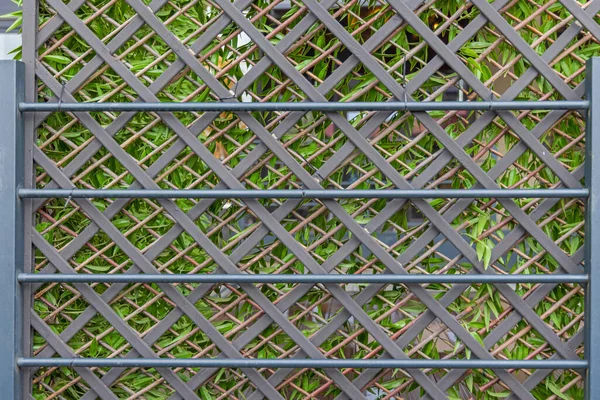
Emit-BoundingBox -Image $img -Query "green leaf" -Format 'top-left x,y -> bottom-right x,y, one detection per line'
43,55 -> 71,64
483,244 -> 492,270
476,240 -> 485,262
4,14 -> 21,33
487,392 -> 510,398
85,265 -> 112,272
112,218 -> 131,229
200,387 -> 214,400
546,381 -> 572,400
89,338 -> 99,357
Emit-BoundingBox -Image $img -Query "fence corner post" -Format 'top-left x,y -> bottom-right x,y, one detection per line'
586,56 -> 600,400
0,60 -> 25,399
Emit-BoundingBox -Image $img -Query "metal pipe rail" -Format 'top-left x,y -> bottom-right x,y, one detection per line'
18,188 -> 590,199
18,273 -> 588,284
16,358 -> 588,370
18,100 -> 590,112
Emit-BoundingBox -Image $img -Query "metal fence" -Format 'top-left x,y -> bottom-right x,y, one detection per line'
8,0 -> 600,398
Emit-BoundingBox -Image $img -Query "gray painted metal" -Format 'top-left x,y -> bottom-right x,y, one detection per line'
12,38 -> 592,400
18,188 -> 590,199
13,0 -> 600,393
585,57 -> 600,400
17,32 -> 592,400
18,273 -> 589,284
17,358 -> 589,370
0,61 -> 24,400
18,100 -> 590,112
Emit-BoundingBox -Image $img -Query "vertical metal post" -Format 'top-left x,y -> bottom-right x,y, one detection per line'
586,57 -> 600,400
0,61 -> 25,399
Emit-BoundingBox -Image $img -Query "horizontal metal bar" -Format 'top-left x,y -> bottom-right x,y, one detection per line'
17,188 -> 590,199
17,358 -> 587,369
17,273 -> 588,284
18,100 -> 590,112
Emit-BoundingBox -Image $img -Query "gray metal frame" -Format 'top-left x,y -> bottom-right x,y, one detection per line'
3,63 -> 595,397
585,57 -> 600,400
0,60 -> 25,400
14,0 -> 600,397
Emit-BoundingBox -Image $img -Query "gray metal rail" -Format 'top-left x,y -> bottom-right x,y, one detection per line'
18,273 -> 588,284
16,358 -> 588,369
18,100 -> 590,112
18,188 -> 590,199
